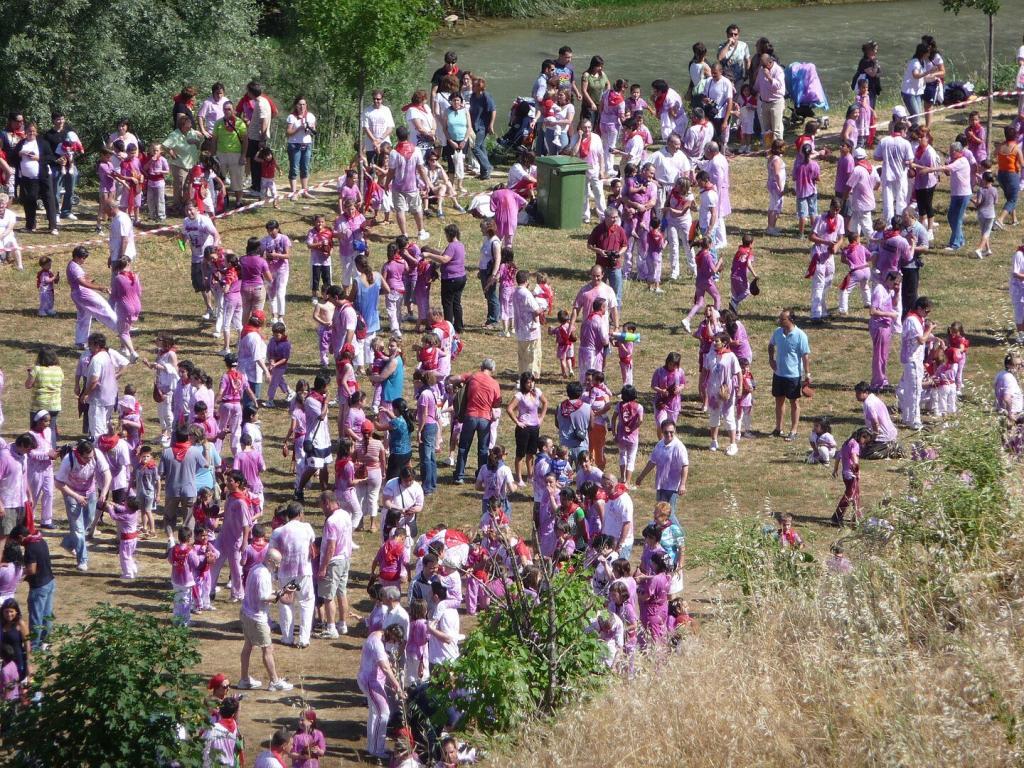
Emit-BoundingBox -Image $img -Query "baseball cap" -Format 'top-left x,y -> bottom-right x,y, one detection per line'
208,673 -> 230,690
853,148 -> 867,160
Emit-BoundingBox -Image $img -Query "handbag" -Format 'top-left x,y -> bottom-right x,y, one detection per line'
801,379 -> 815,399
749,277 -> 761,296
153,381 -> 165,403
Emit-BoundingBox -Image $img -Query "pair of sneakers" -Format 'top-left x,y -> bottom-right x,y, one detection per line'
237,677 -> 293,692
321,622 -> 349,639
709,440 -> 739,456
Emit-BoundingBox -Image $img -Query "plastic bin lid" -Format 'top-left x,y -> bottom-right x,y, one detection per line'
536,155 -> 589,170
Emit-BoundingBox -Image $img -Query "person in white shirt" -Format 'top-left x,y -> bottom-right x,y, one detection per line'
285,97 -> 317,198
362,90 -> 395,165
252,729 -> 293,768
897,296 -> 934,431
601,473 -> 634,559
704,63 -> 735,146
995,352 -> 1024,419
426,581 -> 462,665
649,133 -> 692,214
0,193 -> 22,269
571,119 -> 606,225
873,119 -> 913,222
238,549 -> 294,692
511,270 -> 547,376
269,502 -> 317,647
108,198 -> 136,264
196,82 -> 228,137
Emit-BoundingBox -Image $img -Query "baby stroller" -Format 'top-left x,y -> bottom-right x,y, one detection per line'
785,62 -> 830,131
497,96 -> 538,151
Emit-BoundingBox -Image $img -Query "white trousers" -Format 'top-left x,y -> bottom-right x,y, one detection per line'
897,359 -> 923,428
278,575 -> 315,645
881,176 -> 908,223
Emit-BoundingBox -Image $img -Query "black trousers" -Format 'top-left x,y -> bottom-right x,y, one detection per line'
20,176 -> 57,231
441,276 -> 467,334
900,266 -> 919,319
246,139 -> 263,192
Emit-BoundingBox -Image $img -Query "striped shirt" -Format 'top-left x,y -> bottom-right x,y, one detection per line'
29,364 -> 64,412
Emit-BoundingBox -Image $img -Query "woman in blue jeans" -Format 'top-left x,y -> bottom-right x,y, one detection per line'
285,97 -> 317,198
416,372 -> 442,495
996,126 -> 1023,228
913,141 -> 972,251
53,439 -> 111,571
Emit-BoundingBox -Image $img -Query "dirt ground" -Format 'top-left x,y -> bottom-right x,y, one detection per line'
0,104 -> 1019,764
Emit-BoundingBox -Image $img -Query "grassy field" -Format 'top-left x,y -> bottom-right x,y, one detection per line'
0,103 -> 1019,764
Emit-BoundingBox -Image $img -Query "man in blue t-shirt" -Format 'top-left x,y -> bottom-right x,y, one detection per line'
767,308 -> 812,441
553,46 -> 581,102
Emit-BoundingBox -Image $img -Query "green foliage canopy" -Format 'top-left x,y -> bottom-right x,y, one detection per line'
7,604 -> 209,768
0,0 -> 261,150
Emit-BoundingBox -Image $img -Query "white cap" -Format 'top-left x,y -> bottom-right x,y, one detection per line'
853,148 -> 867,160
892,105 -> 908,118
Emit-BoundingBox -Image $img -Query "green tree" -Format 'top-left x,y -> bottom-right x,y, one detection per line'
294,0 -> 439,170
6,604 -> 209,767
426,558 -> 608,733
0,0 -> 261,152
941,0 -> 1001,152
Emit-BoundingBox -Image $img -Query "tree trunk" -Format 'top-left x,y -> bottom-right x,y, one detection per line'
357,73 -> 366,195
543,571 -> 557,712
986,12 -> 994,155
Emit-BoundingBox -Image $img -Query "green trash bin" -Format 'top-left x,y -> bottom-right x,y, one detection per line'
536,156 -> 589,229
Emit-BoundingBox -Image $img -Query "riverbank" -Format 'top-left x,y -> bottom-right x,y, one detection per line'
437,0 -> 897,35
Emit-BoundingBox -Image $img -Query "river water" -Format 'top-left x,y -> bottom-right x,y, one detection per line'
429,0 -> 1024,114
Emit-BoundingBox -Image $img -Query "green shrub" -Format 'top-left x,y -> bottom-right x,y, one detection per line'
427,565 -> 608,733
6,604 -> 209,767
690,514 -> 816,599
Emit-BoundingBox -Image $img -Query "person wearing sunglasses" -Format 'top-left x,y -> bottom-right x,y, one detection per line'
717,24 -> 750,84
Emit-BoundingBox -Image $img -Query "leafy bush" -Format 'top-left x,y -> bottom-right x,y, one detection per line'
428,565 -> 608,733
0,0 -> 262,153
6,604 -> 209,767
690,514 -> 816,599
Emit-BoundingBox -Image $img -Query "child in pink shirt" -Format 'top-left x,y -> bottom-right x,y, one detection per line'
497,249 -> 519,337
168,527 -> 201,625
550,309 -> 576,379
106,497 -> 141,579
613,322 -> 637,386
36,256 -> 58,316
381,243 -> 408,337
241,523 -> 270,585
191,527 -> 220,612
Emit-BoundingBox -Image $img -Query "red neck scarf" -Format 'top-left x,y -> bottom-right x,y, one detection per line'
653,90 -> 667,115
171,441 -> 190,461
395,140 -> 415,159
608,482 -> 629,500
97,434 -> 120,453
559,398 -> 584,418
241,324 -> 262,339
170,543 -> 192,579
619,401 -> 641,433
578,133 -> 592,158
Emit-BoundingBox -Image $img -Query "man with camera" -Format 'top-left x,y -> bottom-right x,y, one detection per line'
238,547 -> 294,692
269,501 -> 316,649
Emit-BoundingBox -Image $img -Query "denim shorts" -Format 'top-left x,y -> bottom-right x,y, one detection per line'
796,194 -> 818,219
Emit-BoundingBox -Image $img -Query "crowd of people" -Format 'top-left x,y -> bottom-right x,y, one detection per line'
0,24 -> 1024,768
